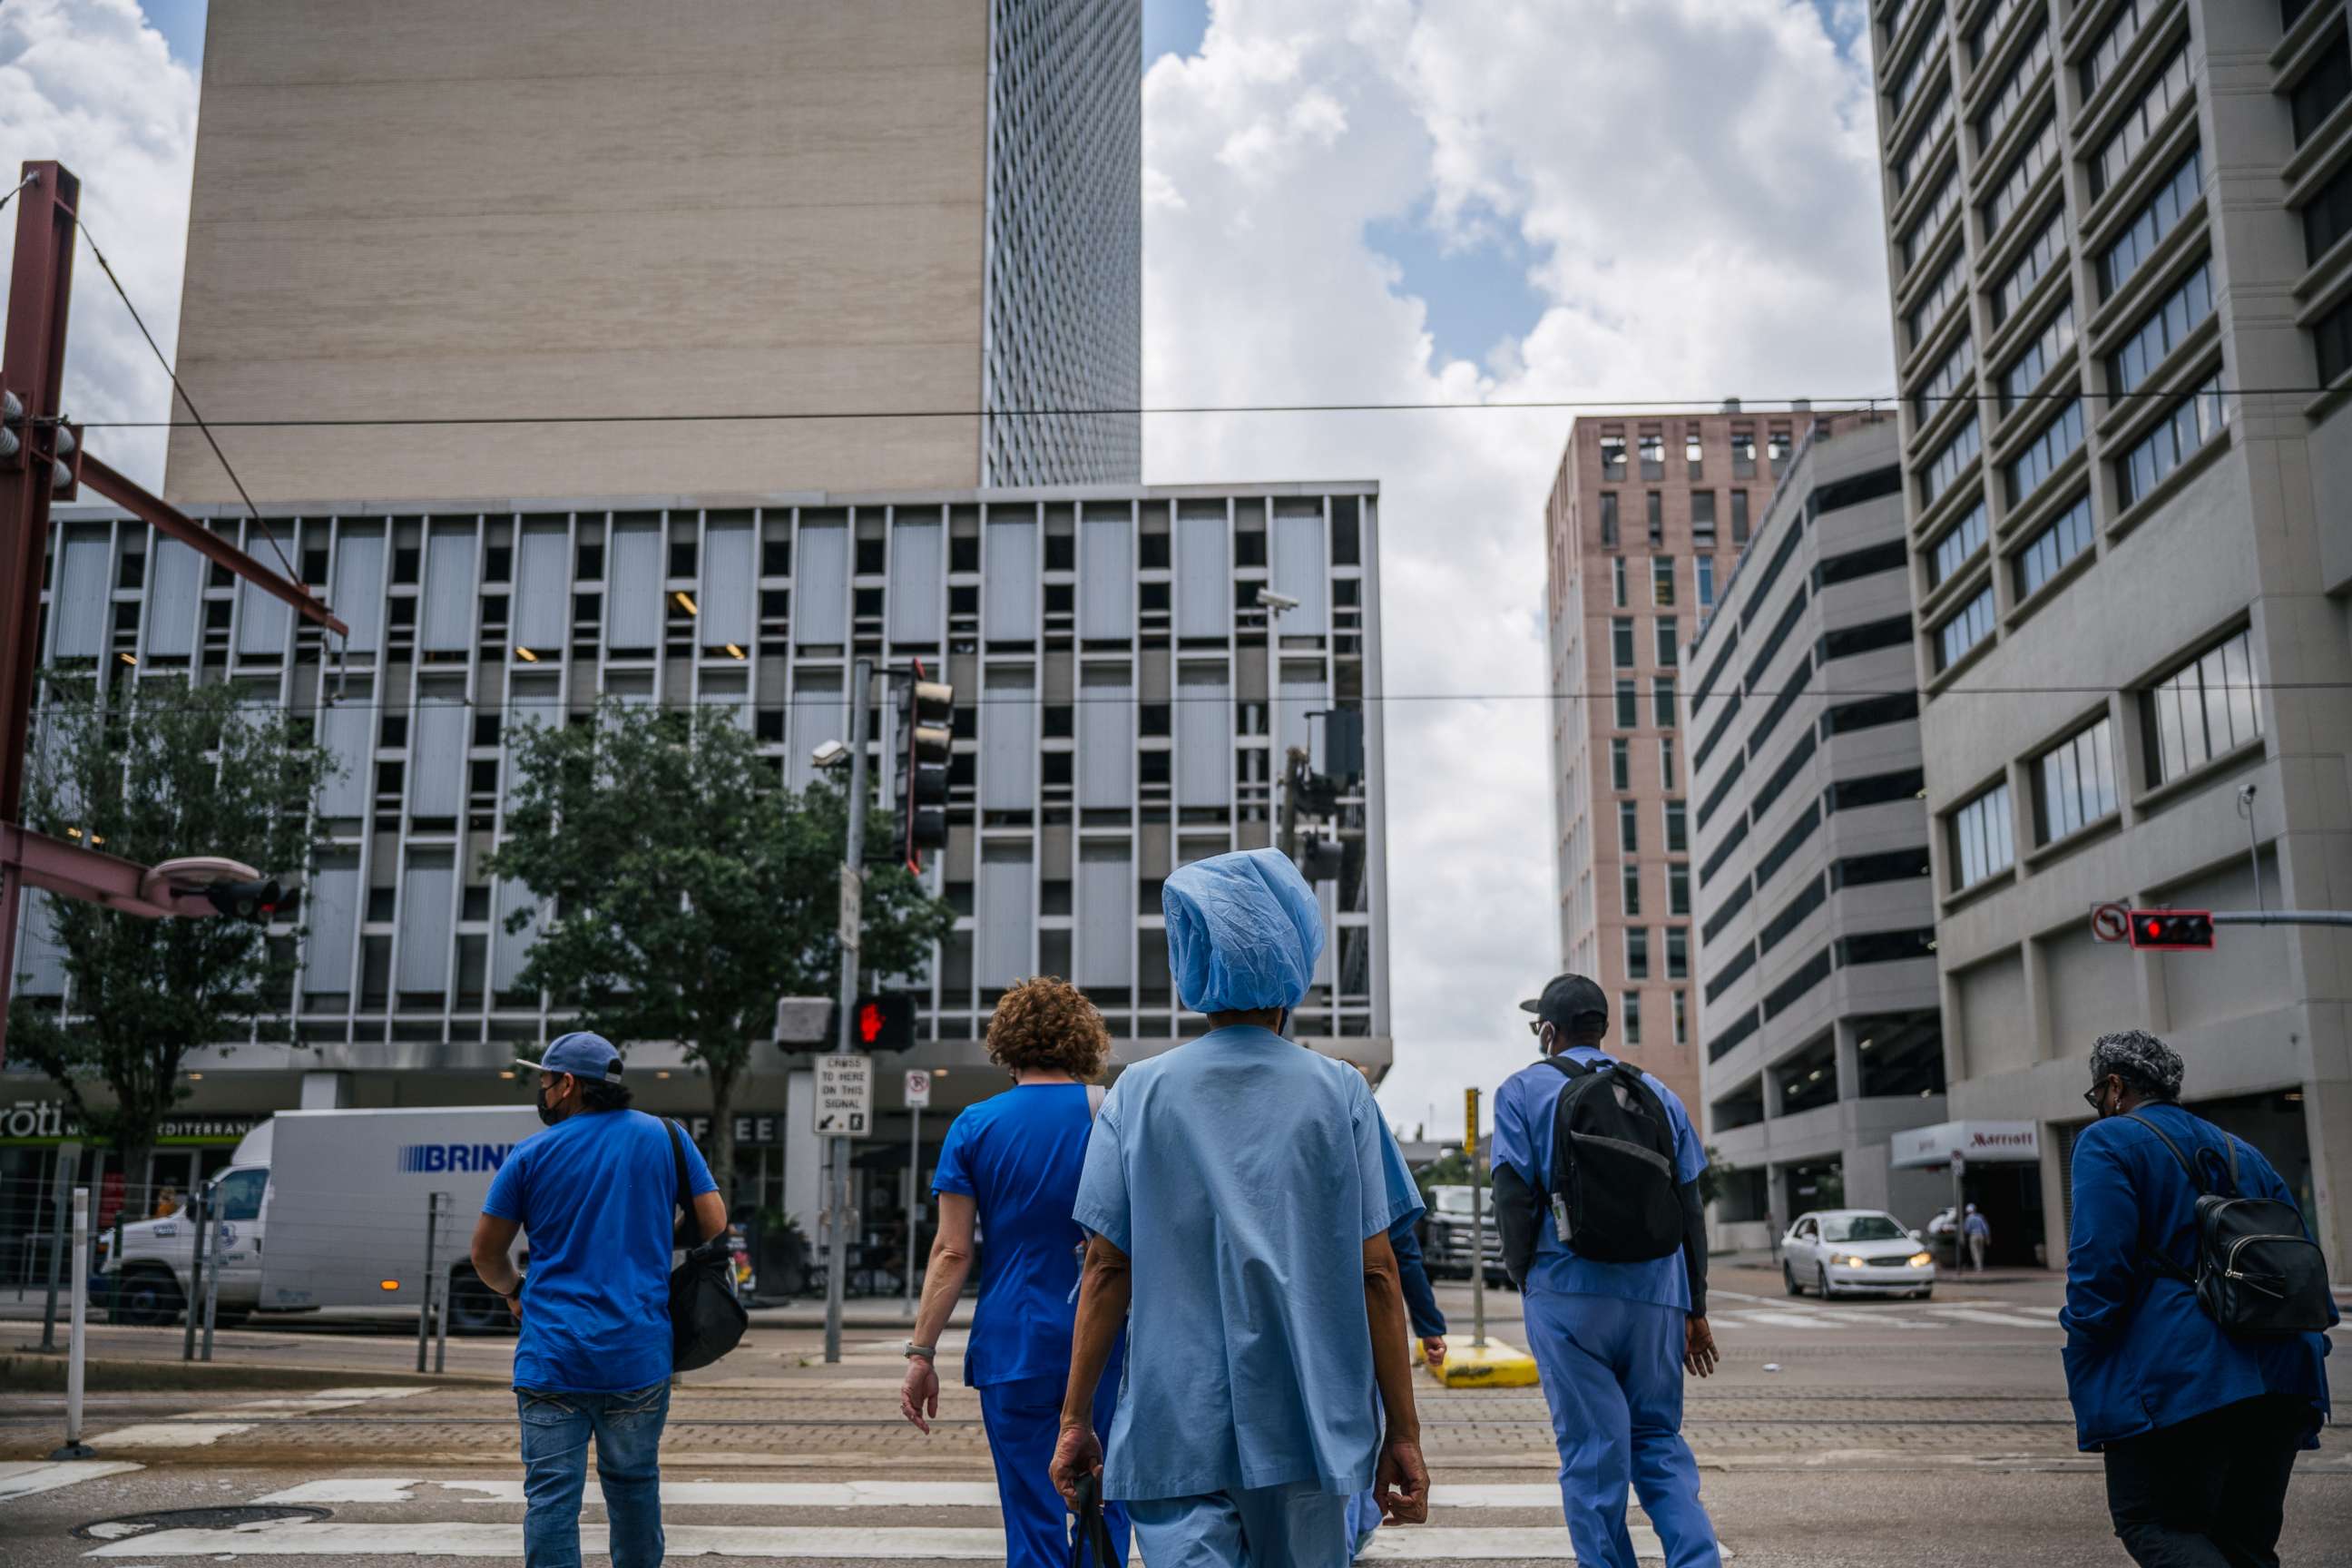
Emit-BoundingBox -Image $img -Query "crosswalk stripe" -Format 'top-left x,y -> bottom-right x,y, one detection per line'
0,1462 -> 144,1503
86,1521 -> 1651,1561
1928,1308 -> 2058,1328
252,1477 -> 1575,1510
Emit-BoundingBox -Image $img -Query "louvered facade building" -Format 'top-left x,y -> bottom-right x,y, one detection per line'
5,487 -> 1388,1228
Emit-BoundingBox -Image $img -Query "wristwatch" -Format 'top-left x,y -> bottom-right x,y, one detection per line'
903,1341 -> 936,1361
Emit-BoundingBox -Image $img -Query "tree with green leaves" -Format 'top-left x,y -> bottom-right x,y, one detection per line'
486,698 -> 954,1198
10,676 -> 331,1217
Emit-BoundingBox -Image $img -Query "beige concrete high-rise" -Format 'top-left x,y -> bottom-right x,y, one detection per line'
165,0 -> 1142,505
1867,0 -> 2352,1270
1544,408 -> 1798,1114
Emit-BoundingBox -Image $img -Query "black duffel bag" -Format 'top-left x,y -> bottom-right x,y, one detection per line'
665,1118 -> 748,1371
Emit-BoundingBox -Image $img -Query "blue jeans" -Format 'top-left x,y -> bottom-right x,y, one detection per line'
517,1382 -> 670,1568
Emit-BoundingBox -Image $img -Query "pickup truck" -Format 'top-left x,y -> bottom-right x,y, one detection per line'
1420,1182 -> 1506,1284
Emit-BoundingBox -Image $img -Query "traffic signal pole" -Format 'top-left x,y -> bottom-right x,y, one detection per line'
821,656 -> 873,1367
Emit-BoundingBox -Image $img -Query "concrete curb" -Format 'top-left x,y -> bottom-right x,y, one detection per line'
0,1351 -> 495,1393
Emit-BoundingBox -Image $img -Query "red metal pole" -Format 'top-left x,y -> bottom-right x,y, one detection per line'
0,161 -> 80,1068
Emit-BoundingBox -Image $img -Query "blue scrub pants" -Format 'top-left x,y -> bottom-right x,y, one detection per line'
975,1373 -> 1130,1568
1523,1290 -> 1720,1568
1127,1483 -> 1352,1568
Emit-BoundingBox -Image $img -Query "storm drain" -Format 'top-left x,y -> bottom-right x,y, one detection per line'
74,1504 -> 331,1541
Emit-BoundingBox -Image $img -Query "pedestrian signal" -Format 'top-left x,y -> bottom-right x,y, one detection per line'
2126,909 -> 2214,951
834,993 -> 916,1054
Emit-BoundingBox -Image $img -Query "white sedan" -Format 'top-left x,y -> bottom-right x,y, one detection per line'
1781,1209 -> 1936,1299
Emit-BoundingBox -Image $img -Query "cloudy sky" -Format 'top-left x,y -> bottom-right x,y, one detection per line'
5,0 -> 1897,1138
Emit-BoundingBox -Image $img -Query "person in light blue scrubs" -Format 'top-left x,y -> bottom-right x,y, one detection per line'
897,976 -> 1127,1568
1344,1095 -> 1446,1562
1049,848 -> 1431,1567
1492,974 -> 1721,1568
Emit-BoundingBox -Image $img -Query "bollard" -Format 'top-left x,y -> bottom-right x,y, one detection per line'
40,1144 -> 79,1354
416,1192 -> 444,1374
181,1187 -> 211,1362
49,1187 -> 94,1459
434,1203 -> 452,1376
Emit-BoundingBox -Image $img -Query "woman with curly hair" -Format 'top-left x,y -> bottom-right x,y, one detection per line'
897,975 -> 1128,1566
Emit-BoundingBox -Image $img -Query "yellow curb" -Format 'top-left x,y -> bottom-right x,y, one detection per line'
1425,1336 -> 1541,1387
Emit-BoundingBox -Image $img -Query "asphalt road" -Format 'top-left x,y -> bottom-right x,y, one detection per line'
2,1267 -> 2344,1566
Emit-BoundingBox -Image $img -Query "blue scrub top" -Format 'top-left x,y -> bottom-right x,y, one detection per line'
1073,1027 -> 1420,1501
931,1081 -> 1105,1389
484,1108 -> 717,1394
2061,1103 -> 2332,1451
1491,1046 -> 1705,1309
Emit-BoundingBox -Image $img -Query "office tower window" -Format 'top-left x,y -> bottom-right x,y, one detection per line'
1690,491 -> 1717,544
1622,991 -> 1643,1045
1601,428 -> 1628,480
1730,491 -> 1750,544
1664,799 -> 1688,853
1615,679 -> 1639,729
1671,989 -> 1687,1047
1639,427 -> 1665,479
2034,716 -> 2118,845
1666,926 -> 1689,980
1906,250 -> 1968,351
1622,862 -> 1642,917
1652,555 -> 1675,606
1600,491 -> 1620,547
2013,492 -> 2094,600
1950,782 -> 2015,891
1767,426 -> 1792,470
1915,332 -> 1976,426
2142,628 -> 2261,786
1886,5 -> 1948,118
2108,260 -> 2213,397
2115,372 -> 2230,508
1731,424 -> 1756,478
1686,427 -> 1704,479
1612,736 -> 1632,790
2300,156 -> 2352,263
1655,616 -> 1679,668
2090,43 -> 2192,198
2079,0 -> 2143,100
1898,166 -> 1962,278
1668,861 -> 1690,916
1696,555 -> 1717,609
1613,555 -> 1629,607
1928,501 -> 1988,587
2003,398 -> 2083,508
1659,734 -> 1678,792
1991,203 -> 2068,326
1920,416 -> 1982,507
1981,113 -> 2059,239
1997,302 -> 2073,414
1892,85 -> 1955,196
1936,585 -> 1997,671
1621,799 -> 1641,853
1626,926 -> 1651,979
1974,22 -> 2050,152
2290,29 -> 2352,146
1646,492 -> 1664,546
2319,293 -> 2352,385
2099,147 -> 2201,300
1652,675 -> 1679,729
1612,616 -> 1636,668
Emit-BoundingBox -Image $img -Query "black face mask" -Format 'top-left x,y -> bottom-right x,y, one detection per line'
535,1082 -> 564,1125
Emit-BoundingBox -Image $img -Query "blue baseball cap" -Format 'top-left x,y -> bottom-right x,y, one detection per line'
514,1031 -> 623,1082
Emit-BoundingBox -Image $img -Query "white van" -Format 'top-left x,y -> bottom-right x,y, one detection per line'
101,1104 -> 543,1331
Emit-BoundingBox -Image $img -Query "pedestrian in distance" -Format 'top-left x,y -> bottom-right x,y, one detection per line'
898,975 -> 1131,1568
467,1032 -> 726,1568
2063,1029 -> 2335,1567
1963,1203 -> 1991,1273
1051,848 -> 1431,1566
1344,1060 -> 1446,1562
1494,974 -> 1720,1568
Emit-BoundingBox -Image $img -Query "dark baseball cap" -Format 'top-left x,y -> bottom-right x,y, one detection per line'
1519,974 -> 1609,1033
514,1031 -> 624,1082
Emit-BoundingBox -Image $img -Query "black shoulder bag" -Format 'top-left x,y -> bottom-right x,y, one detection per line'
2123,1112 -> 2330,1338
1067,1473 -> 1120,1568
665,1118 -> 748,1371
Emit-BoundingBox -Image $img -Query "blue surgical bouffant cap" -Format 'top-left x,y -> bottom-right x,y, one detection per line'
1162,848 -> 1326,1014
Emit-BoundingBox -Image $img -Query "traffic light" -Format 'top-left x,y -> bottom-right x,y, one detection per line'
834,993 -> 916,1053
896,671 -> 953,871
203,877 -> 284,922
2127,909 -> 2215,951
1295,834 -> 1344,883
0,386 -> 82,501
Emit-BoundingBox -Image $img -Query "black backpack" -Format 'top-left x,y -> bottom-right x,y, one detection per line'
1541,1055 -> 1683,1263
664,1119 -> 748,1372
2125,1112 -> 2331,1338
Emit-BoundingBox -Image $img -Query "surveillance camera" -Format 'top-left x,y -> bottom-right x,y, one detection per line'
1255,588 -> 1300,612
810,740 -> 850,769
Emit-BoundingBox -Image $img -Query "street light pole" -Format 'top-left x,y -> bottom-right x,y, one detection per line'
822,656 -> 873,1367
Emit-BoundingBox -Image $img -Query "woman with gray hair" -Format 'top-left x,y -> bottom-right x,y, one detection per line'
2062,1029 -> 2334,1565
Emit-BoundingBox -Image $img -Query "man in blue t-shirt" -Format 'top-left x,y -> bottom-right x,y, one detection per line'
471,1033 -> 723,1568
1492,975 -> 1720,1568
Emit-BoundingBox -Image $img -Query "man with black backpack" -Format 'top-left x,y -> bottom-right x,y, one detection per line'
1493,975 -> 1720,1568
2063,1029 -> 2334,1566
468,1033 -> 730,1568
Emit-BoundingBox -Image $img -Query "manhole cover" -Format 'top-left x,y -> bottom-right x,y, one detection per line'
74,1505 -> 330,1541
